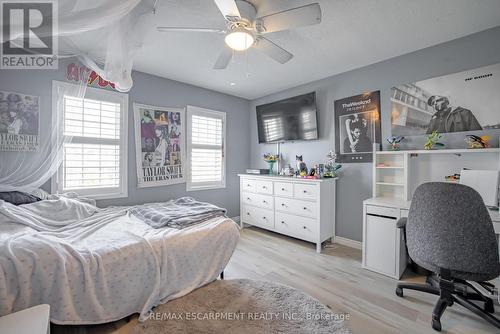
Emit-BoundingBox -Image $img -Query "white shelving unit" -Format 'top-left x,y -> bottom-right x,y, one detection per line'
373,148 -> 409,200
372,145 -> 500,202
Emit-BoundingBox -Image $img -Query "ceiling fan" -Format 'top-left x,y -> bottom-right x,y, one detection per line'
157,0 -> 321,69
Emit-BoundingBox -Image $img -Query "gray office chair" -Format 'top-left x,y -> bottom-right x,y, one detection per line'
396,182 -> 500,331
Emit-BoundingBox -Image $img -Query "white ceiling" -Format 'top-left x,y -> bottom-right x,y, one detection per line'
132,0 -> 500,100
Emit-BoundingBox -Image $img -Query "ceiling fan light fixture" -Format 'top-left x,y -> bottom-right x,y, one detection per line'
224,28 -> 254,51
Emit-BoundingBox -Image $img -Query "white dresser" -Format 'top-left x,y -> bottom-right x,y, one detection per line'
238,174 -> 336,253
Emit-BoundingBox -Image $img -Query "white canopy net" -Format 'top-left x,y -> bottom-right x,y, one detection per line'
0,0 -> 155,192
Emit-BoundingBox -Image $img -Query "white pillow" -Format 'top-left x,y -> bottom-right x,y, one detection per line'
29,188 -> 51,200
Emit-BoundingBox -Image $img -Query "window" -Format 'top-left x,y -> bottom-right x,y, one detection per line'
186,105 -> 226,191
52,81 -> 128,199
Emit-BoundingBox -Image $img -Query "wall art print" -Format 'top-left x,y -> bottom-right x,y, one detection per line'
133,103 -> 185,187
0,91 -> 39,151
391,63 -> 500,137
334,90 -> 381,163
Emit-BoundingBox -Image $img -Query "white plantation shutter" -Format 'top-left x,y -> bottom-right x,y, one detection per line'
62,143 -> 120,190
53,82 -> 128,199
63,97 -> 121,139
187,106 -> 226,191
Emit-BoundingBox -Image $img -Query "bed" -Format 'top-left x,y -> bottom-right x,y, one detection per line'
0,195 -> 240,324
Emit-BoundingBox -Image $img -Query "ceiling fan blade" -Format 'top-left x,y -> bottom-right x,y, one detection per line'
254,37 -> 293,64
214,46 -> 234,69
213,0 -> 241,20
157,27 -> 225,34
256,3 -> 321,34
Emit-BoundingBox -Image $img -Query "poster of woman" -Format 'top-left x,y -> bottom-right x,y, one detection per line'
133,103 -> 185,187
334,91 -> 381,163
0,91 -> 39,151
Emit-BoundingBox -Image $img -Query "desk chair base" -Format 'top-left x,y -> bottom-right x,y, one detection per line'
396,273 -> 500,332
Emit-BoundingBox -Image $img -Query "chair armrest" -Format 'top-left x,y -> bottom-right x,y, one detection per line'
396,217 -> 407,229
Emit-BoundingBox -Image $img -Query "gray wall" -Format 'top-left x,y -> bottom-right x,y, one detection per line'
3,26 -> 500,240
249,26 -> 500,242
0,59 -> 251,217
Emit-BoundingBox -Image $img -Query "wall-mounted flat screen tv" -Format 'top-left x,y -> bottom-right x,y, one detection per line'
256,92 -> 318,143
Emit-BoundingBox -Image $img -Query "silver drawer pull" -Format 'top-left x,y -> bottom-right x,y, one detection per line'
303,207 -> 307,210
303,190 -> 307,193
303,226 -> 307,229
281,221 -> 286,225
262,186 -> 267,189
247,212 -> 250,215
263,216 -> 266,220
247,197 -> 251,200
281,188 -> 285,191
281,203 -> 285,207
263,200 -> 267,203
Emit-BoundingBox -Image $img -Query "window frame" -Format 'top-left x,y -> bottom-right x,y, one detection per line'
186,105 -> 226,192
51,81 -> 128,200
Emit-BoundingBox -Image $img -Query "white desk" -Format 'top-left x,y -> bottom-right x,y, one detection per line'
0,304 -> 50,334
362,197 -> 500,279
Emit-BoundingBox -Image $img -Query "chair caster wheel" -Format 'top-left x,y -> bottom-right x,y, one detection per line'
396,287 -> 403,297
484,299 -> 494,313
432,318 -> 442,331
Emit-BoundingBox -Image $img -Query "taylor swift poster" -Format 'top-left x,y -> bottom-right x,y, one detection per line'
334,91 -> 381,163
133,103 -> 185,187
0,91 -> 39,151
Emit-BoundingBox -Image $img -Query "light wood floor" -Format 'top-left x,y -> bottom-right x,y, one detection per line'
53,226 -> 499,334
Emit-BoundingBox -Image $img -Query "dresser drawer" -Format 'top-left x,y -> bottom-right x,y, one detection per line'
241,178 -> 257,193
274,182 -> 293,197
275,211 -> 317,243
242,193 -> 273,210
275,197 -> 317,218
255,180 -> 273,195
241,205 -> 274,229
294,183 -> 318,201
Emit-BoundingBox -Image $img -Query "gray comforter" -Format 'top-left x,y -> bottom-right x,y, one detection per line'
129,197 -> 227,229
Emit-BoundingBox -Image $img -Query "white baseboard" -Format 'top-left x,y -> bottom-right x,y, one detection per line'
334,236 -> 362,250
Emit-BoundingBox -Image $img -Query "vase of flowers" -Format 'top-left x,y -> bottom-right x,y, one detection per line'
324,150 -> 342,178
263,153 -> 279,175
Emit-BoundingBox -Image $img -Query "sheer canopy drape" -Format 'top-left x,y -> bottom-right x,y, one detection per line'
0,0 -> 154,191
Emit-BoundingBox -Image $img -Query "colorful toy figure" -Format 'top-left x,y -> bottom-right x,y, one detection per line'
386,136 -> 404,151
445,174 -> 461,182
465,135 -> 490,149
424,131 -> 445,150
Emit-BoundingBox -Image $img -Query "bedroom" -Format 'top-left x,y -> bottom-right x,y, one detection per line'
1,0 -> 500,333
